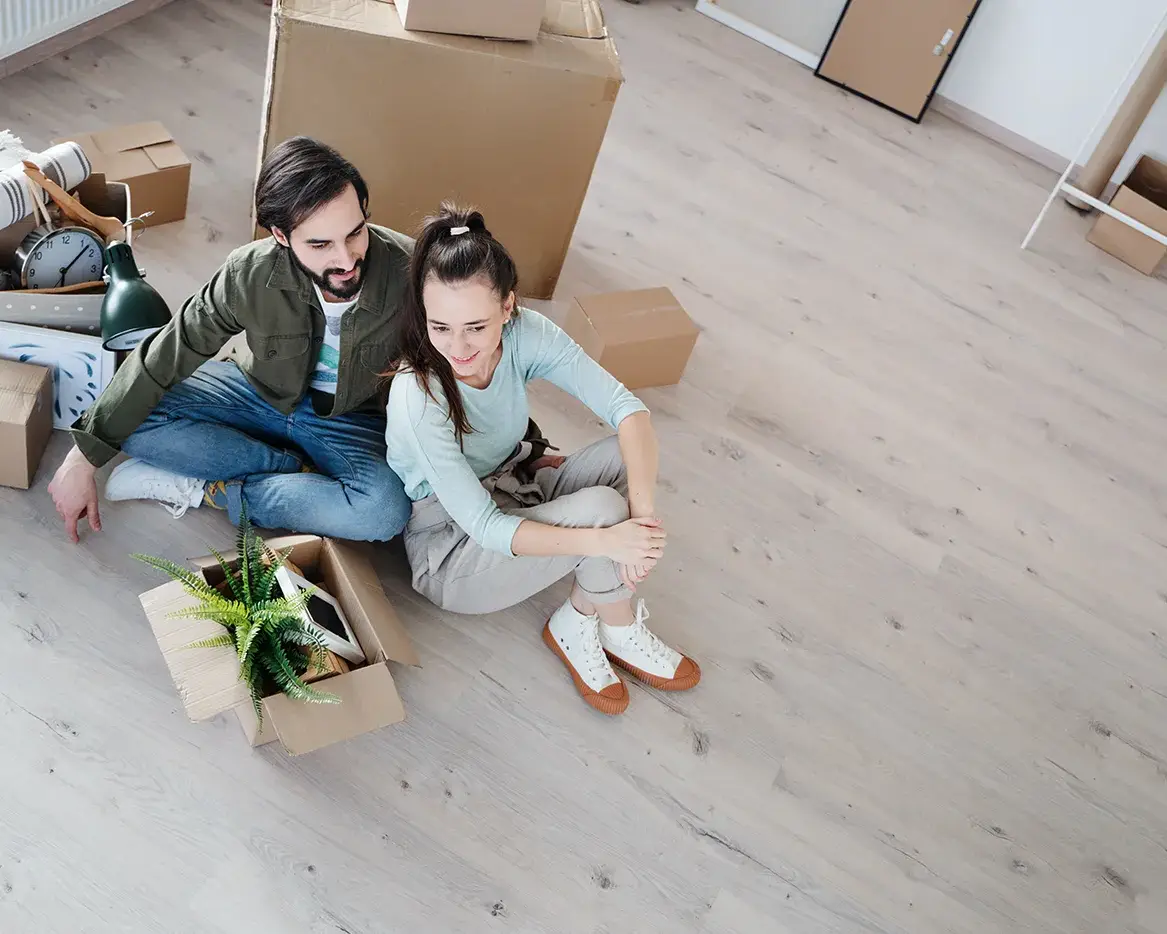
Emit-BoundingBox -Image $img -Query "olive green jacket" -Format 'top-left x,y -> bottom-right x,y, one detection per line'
70,224 -> 414,468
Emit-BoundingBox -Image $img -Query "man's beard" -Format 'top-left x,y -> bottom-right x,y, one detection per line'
289,247 -> 366,300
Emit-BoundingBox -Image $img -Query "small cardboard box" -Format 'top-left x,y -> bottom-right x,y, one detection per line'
54,122 -> 190,227
138,534 -> 420,756
565,287 -> 700,390
0,359 -> 53,489
257,0 -> 622,299
393,0 -> 544,40
1087,155 -> 1167,275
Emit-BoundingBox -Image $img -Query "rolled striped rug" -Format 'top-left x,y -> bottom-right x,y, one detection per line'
0,141 -> 93,232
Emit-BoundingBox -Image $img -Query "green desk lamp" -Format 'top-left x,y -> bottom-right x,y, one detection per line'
100,238 -> 171,351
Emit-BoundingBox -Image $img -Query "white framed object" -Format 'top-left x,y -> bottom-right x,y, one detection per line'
0,321 -> 115,427
275,566 -> 366,665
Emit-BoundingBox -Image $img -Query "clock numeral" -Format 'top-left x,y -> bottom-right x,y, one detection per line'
62,235 -> 71,244
34,250 -> 42,261
90,264 -> 99,274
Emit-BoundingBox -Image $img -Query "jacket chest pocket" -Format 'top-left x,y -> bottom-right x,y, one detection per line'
249,333 -> 311,361
245,332 -> 312,398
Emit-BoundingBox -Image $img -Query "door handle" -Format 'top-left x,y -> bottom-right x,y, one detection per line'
932,28 -> 955,56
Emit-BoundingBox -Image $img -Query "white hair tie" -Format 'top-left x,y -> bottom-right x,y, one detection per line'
449,226 -> 470,235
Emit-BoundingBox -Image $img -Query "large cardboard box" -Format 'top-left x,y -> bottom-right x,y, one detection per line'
257,0 -> 622,299
53,122 -> 190,228
0,359 -> 53,489
565,287 -> 700,390
1087,155 -> 1167,275
138,534 -> 420,756
392,0 -> 544,40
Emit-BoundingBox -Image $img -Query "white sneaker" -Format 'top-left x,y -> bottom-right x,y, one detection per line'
600,600 -> 701,691
542,600 -> 629,715
105,458 -> 206,518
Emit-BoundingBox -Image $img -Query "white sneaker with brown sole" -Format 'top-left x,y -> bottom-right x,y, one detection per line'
600,600 -> 701,691
542,600 -> 629,715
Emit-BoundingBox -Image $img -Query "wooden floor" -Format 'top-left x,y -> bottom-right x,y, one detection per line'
2,2 -> 1167,932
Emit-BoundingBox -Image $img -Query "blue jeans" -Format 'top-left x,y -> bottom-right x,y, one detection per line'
121,360 -> 409,541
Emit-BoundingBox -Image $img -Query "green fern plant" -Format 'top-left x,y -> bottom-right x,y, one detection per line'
134,516 -> 342,726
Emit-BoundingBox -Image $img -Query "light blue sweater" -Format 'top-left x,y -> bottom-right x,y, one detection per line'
385,309 -> 648,554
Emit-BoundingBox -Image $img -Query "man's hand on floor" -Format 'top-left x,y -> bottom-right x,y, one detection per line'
48,446 -> 102,544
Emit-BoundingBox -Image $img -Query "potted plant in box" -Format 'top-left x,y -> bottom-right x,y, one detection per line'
134,516 -> 342,726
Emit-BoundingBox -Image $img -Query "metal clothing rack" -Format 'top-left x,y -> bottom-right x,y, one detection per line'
1022,11 -> 1167,251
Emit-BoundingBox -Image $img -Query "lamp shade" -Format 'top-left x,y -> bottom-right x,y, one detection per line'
100,241 -> 171,351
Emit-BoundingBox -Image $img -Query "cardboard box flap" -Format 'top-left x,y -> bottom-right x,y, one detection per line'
145,141 -> 190,170
139,580 -> 251,721
99,150 -> 158,181
0,360 -> 50,424
576,288 -> 700,344
1122,156 -> 1167,210
91,121 -> 174,154
264,662 -> 405,755
323,540 -> 420,667
189,533 -> 322,572
543,0 -> 606,39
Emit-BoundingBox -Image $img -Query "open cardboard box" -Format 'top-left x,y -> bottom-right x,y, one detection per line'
1087,154 -> 1167,275
53,122 -> 190,228
0,176 -> 131,334
138,534 -> 420,755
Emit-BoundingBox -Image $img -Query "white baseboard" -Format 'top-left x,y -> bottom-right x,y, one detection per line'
691,0 -> 1098,186
929,96 -> 1071,174
695,0 -> 821,70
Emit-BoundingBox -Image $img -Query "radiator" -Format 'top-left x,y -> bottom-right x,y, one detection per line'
0,0 -> 135,60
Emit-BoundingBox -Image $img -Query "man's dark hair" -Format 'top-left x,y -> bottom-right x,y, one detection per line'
254,136 -> 369,236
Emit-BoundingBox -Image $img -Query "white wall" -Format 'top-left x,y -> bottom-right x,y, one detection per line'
937,0 -> 1167,179
712,0 -> 845,59
699,0 -> 1167,184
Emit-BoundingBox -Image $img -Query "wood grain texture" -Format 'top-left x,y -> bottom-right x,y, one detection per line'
1,1 -> 1166,933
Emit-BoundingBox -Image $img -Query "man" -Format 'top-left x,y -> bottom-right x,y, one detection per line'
48,136 -> 413,543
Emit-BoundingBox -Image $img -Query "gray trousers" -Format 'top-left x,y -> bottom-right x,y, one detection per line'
403,436 -> 633,614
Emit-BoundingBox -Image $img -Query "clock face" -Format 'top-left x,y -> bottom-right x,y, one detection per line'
23,228 -> 105,290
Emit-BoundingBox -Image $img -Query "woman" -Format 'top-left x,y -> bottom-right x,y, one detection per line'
385,204 -> 700,715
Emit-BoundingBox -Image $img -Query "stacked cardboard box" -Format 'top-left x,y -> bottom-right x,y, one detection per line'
391,0 -> 545,40
256,0 -> 623,299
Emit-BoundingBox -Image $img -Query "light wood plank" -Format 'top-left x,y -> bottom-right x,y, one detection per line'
1,1 -> 1165,932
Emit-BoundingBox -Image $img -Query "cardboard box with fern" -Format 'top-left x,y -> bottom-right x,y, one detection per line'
136,522 -> 419,755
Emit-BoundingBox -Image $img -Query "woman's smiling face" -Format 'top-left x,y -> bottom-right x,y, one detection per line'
422,274 -> 514,384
